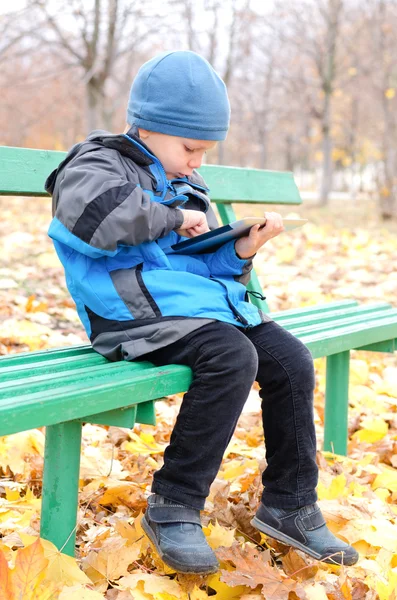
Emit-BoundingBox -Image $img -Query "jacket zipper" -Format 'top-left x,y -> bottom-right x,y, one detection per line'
123,133 -> 174,200
210,275 -> 250,326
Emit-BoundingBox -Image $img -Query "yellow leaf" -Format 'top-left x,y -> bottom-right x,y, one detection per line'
304,582 -> 328,600
372,466 -> 397,492
203,521 -> 235,549
18,533 -> 39,547
366,568 -> 397,600
58,585 -> 105,599
98,483 -> 138,506
340,518 -> 397,552
114,518 -> 143,545
353,417 -> 388,443
39,539 -> 91,587
154,594 -> 184,600
317,474 -> 346,500
220,459 -> 257,480
374,487 -> 390,502
376,367 -> 397,397
11,538 -> 49,600
339,572 -> 352,600
206,573 -> 248,600
0,430 -> 44,475
385,88 -> 395,99
349,385 -> 378,409
276,245 -> 296,264
119,571 -> 183,598
85,537 -> 140,581
349,359 -> 369,385
5,489 -> 20,502
0,549 -> 13,600
121,432 -> 166,455
190,587 -> 209,599
0,319 -> 51,351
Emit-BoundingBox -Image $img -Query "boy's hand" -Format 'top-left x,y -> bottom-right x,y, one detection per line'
235,212 -> 284,259
176,209 -> 210,238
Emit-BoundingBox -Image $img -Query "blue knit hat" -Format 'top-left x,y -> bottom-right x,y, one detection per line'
127,51 -> 230,141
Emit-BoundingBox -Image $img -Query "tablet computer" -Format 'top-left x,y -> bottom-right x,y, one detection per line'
164,217 -> 307,255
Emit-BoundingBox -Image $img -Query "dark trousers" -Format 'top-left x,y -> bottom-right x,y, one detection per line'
141,320 -> 318,510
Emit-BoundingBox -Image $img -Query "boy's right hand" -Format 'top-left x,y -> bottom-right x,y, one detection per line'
175,209 -> 210,238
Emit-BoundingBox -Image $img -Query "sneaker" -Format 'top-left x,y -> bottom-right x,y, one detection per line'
251,502 -> 359,566
141,494 -> 219,574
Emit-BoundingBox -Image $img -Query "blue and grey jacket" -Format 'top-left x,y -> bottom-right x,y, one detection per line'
46,126 -> 269,360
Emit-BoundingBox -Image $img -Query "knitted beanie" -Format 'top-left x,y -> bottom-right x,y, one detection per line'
127,51 -> 230,141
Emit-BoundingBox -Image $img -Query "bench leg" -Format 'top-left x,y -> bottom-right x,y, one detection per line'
324,351 -> 350,456
40,420 -> 82,556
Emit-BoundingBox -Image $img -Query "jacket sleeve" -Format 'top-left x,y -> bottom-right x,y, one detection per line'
50,149 -> 184,255
197,240 -> 254,285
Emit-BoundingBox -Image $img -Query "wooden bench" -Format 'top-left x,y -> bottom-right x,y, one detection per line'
1,145 -> 397,557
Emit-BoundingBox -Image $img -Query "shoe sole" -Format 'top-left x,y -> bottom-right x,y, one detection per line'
141,516 -> 219,575
250,516 -> 355,566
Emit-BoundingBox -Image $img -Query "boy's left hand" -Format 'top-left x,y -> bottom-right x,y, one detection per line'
235,212 -> 284,259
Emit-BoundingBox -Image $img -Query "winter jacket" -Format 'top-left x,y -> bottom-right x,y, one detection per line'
46,126 -> 270,360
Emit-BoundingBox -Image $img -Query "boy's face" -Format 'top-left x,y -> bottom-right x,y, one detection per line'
137,129 -> 217,179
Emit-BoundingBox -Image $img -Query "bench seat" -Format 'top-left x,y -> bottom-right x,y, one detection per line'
1,299 -> 396,440
1,299 -> 396,555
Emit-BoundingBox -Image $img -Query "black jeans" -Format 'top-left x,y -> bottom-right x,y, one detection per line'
141,320 -> 318,510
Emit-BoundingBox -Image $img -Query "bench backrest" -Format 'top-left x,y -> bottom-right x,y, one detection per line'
0,146 -> 302,203
0,145 -> 302,311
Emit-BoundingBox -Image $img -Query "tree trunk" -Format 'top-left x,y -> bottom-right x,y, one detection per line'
217,142 -> 225,165
318,0 -> 343,205
380,146 -> 397,219
377,1 -> 397,219
86,79 -> 105,132
319,98 -> 333,205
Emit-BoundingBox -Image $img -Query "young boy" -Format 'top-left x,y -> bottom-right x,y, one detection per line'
46,50 -> 358,573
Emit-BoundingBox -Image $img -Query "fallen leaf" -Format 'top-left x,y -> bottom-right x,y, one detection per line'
218,543 -> 304,599
11,538 -> 48,600
58,585 -> 106,599
203,521 -> 235,549
118,571 -> 183,597
39,539 -> 91,587
0,549 -> 13,600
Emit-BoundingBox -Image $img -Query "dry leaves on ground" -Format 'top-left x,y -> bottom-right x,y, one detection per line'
0,197 -> 397,598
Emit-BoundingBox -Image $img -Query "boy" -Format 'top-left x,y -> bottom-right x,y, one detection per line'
46,51 -> 358,573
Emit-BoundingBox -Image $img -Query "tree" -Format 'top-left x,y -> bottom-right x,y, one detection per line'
28,0 -> 156,132
368,0 -> 397,218
268,0 -> 345,204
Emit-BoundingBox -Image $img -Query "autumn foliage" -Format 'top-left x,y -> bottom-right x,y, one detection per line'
0,198 -> 397,598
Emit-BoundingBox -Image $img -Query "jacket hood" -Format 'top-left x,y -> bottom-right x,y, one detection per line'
45,126 -> 209,195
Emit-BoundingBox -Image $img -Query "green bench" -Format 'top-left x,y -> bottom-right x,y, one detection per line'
1,145 -> 397,557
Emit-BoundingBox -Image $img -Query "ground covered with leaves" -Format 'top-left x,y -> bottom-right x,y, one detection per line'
0,196 -> 397,599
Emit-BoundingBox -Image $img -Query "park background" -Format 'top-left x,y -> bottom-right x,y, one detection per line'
1,1 -> 397,599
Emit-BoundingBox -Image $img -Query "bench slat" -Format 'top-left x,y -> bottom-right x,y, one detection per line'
0,353 -> 108,381
275,303 -> 391,328
0,364 -> 192,436
303,316 -> 397,358
78,405 -> 137,428
286,308 -> 397,336
0,361 -> 154,396
270,300 -> 358,320
0,344 -> 91,367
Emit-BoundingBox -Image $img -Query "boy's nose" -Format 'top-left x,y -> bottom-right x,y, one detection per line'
188,156 -> 203,169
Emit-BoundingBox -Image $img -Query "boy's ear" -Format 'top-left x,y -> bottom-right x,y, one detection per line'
138,128 -> 151,139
